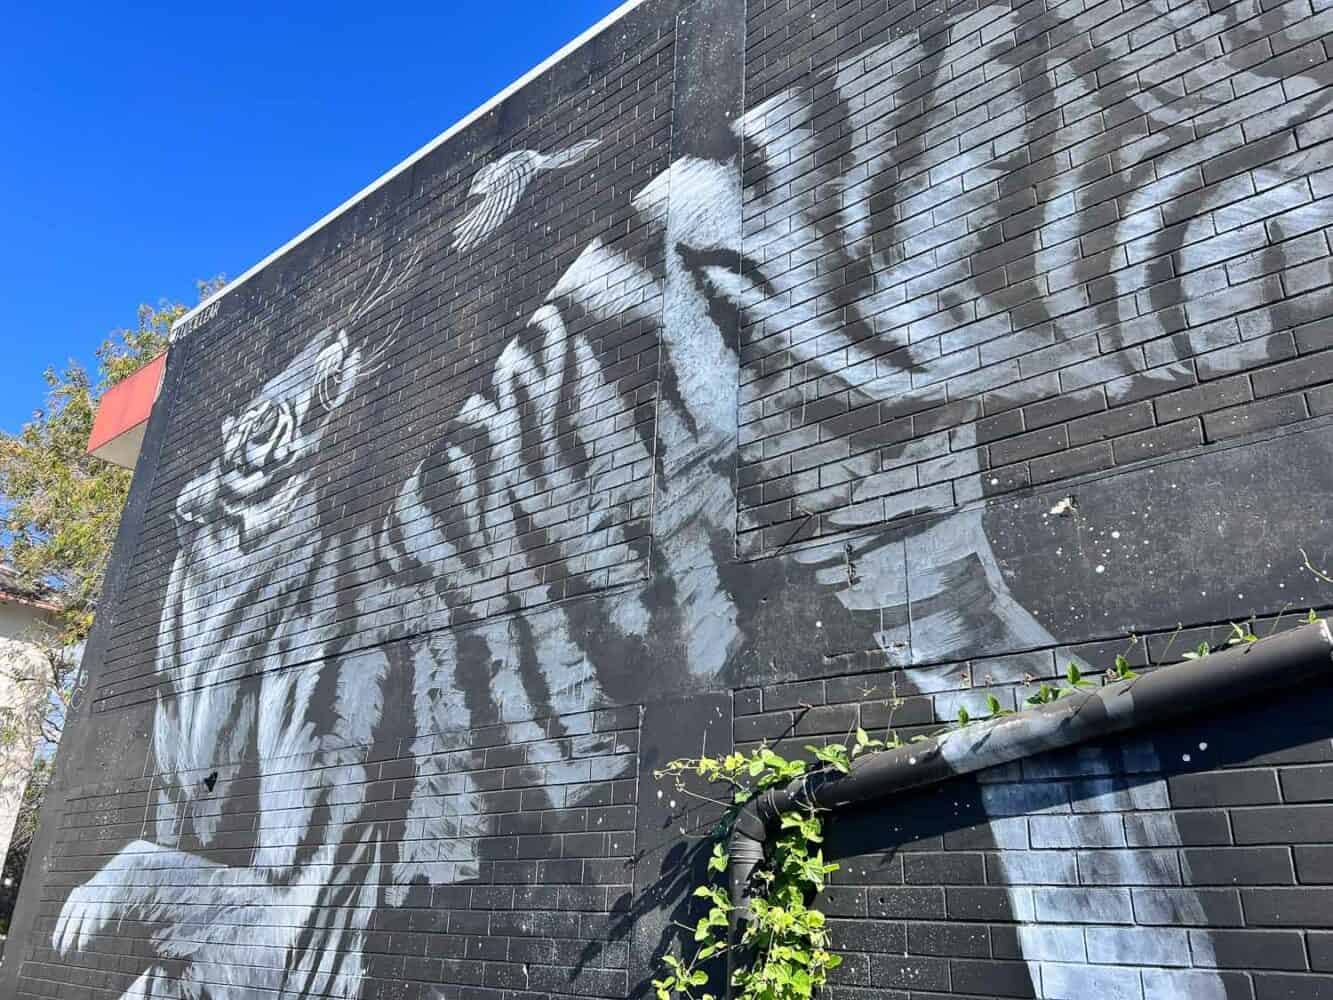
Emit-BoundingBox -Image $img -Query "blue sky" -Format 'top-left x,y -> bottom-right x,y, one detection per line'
0,0 -> 625,435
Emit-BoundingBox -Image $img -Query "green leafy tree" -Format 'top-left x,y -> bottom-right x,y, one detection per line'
0,279 -> 222,924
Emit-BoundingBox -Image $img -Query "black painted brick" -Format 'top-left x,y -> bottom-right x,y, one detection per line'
1022,387 -> 1107,430
1295,846 -> 1333,884
1204,394 -> 1310,440
1111,419 -> 1204,464
1066,401 -> 1156,445
1244,888 -> 1333,927
1154,374 -> 1254,423
1254,352 -> 1333,397
988,426 -> 1070,466
1169,769 -> 1282,807
904,853 -> 986,886
1234,806 -> 1333,844
906,922 -> 989,958
950,958 -> 1037,998
1281,765 -> 1333,803
1203,928 -> 1310,970
868,887 -> 947,920
869,955 -> 950,992
1182,847 -> 1296,885
1030,441 -> 1115,484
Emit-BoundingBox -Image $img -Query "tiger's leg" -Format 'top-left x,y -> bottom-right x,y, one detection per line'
241,647 -> 390,994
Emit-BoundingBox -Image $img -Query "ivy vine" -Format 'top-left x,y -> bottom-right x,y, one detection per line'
651,738 -> 870,1000
652,609 -> 1323,1000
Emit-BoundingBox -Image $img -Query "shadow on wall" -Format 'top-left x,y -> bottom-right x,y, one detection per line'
822,682 -> 1333,997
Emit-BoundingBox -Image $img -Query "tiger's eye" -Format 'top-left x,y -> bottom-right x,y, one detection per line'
319,369 -> 344,408
248,402 -> 279,442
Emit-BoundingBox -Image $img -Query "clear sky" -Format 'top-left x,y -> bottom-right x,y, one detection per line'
0,0 -> 626,435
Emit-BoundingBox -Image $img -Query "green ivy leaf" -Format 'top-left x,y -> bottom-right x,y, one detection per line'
708,843 -> 729,873
1113,654 -> 1137,680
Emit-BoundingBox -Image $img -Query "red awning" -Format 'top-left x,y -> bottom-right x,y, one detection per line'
86,354 -> 166,469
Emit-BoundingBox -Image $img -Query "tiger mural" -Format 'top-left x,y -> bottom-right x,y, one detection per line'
50,0 -> 1333,996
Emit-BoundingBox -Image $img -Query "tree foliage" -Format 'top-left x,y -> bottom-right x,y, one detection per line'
2,296 -> 191,645
0,279 -> 223,913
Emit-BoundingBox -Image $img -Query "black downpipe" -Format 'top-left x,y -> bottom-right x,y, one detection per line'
724,622 -> 1333,992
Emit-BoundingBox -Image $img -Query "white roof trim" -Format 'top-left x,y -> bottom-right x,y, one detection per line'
171,0 -> 651,339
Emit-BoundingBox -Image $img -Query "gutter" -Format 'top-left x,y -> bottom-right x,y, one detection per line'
0,592 -> 60,614
725,621 -> 1333,985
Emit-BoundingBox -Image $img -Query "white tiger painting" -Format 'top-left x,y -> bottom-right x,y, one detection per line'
46,0 -> 1333,997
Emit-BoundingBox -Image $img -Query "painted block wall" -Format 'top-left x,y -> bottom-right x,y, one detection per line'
748,633 -> 1333,999
7,0 -> 1333,996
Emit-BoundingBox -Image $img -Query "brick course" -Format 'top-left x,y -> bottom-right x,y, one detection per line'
736,0 -> 1333,555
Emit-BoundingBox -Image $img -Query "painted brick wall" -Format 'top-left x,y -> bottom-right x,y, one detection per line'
736,617 -> 1333,999
92,20 -> 677,711
773,680 -> 1333,1000
31,706 -> 640,1000
736,0 -> 1333,556
8,0 -> 1333,998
